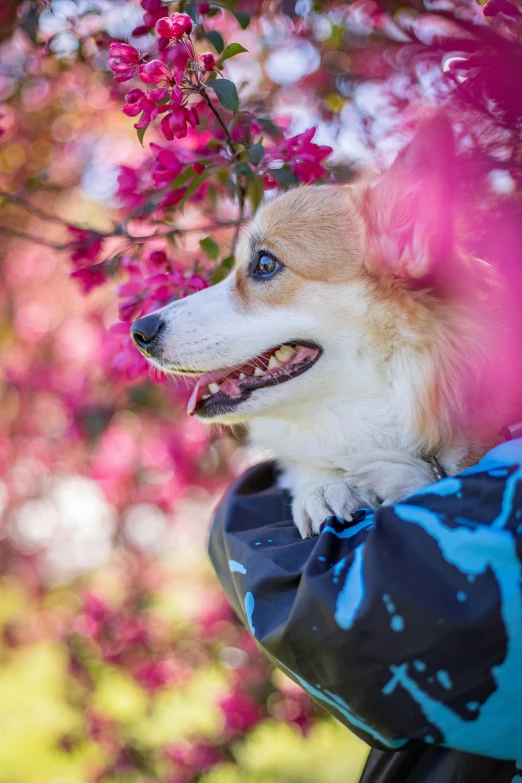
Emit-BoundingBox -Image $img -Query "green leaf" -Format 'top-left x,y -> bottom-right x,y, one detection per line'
258,115 -> 285,139
205,29 -> 224,53
208,78 -> 239,113
183,2 -> 199,24
211,255 -> 235,284
232,11 -> 250,29
168,167 -> 196,190
199,237 -> 219,260
22,9 -> 40,43
220,255 -> 234,269
270,167 -> 299,187
178,172 -> 209,211
216,43 -> 248,68
233,161 -> 254,181
247,143 -> 265,166
247,176 -> 265,215
136,119 -> 149,147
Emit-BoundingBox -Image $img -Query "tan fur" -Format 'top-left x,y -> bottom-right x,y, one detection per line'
231,183 -> 517,464
135,116 -> 522,537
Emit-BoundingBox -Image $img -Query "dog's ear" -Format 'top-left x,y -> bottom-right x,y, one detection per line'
358,114 -> 455,281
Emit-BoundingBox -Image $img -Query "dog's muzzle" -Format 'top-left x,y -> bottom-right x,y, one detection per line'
130,314 -> 164,356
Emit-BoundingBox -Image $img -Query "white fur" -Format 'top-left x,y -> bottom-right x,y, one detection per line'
149,268 -> 457,537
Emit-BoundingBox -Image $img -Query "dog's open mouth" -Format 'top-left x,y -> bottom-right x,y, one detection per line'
187,341 -> 322,417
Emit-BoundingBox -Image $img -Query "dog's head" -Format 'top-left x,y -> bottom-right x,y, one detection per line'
131,116 -> 515,449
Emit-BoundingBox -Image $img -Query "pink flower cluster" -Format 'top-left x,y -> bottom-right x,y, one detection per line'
131,0 -> 169,38
263,127 -> 333,187
110,248 -> 208,380
108,7 -> 219,144
73,591 -> 190,691
67,226 -> 107,293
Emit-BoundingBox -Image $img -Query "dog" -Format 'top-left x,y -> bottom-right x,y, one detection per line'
131,115 -> 520,538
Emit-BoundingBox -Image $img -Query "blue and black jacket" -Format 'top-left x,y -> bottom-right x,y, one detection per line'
208,439 -> 522,783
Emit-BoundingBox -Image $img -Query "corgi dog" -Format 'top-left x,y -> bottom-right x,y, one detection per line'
131,115 -> 519,537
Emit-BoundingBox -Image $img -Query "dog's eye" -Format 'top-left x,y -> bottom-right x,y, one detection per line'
251,253 -> 281,280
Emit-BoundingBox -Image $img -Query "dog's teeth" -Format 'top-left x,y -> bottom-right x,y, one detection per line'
202,393 -> 211,400
254,367 -> 265,377
267,355 -> 281,371
275,346 -> 296,363
239,372 -> 246,380
208,382 -> 220,394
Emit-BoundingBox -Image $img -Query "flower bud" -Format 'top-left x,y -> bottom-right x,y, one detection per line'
156,16 -> 176,38
199,52 -> 216,72
170,12 -> 193,38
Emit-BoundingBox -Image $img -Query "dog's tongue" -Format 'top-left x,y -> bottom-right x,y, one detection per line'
187,370 -> 223,416
187,370 -> 244,415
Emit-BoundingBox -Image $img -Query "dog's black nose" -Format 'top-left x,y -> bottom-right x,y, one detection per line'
130,314 -> 164,353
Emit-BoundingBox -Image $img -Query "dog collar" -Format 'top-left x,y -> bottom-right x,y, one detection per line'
428,422 -> 522,483
499,422 -> 522,442
428,455 -> 447,481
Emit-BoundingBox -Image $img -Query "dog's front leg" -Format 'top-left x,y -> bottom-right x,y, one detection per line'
348,455 -> 437,506
280,463 -> 363,539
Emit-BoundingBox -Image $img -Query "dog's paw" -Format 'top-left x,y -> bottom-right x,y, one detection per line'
351,459 -> 434,506
292,480 -> 359,539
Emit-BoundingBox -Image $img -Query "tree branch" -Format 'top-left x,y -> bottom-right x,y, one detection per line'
199,87 -> 237,158
0,225 -> 72,249
0,187 -> 76,227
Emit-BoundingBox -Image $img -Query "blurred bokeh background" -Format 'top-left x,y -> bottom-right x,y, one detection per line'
1,1 -> 521,781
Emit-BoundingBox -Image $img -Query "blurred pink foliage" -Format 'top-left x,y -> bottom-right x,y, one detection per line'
1,0 -> 522,780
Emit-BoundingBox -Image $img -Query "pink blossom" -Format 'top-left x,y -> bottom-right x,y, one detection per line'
198,2 -> 211,14
116,280 -> 144,298
154,12 -> 193,40
70,263 -> 106,293
141,0 -> 162,10
160,187 -> 186,209
231,115 -> 262,144
67,226 -> 103,266
134,0 -> 166,34
165,741 -> 221,773
117,166 -> 145,212
285,127 -> 332,183
186,274 -> 208,292
110,330 -> 150,378
133,659 -> 178,691
219,690 -> 261,734
169,13 -> 194,39
160,107 -> 189,140
133,94 -> 170,129
145,249 -> 169,272
84,592 -> 110,623
162,41 -> 190,81
263,173 -> 278,190
139,59 -> 172,86
193,162 -> 205,174
108,42 -> 141,83
263,127 -> 332,185
144,272 -> 174,301
119,299 -> 143,323
130,24 -> 150,37
156,16 -> 178,38
150,144 -> 183,187
122,88 -> 145,117
199,52 -> 216,72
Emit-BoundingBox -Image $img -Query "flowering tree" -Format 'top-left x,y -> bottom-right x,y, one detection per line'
1,0 -> 521,781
